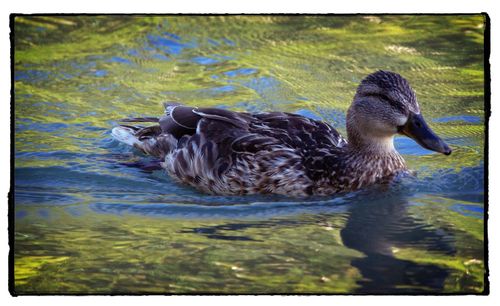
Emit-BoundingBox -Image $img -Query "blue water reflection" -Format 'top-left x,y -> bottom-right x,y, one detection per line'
224,68 -> 258,77
147,34 -> 192,55
192,56 -> 220,65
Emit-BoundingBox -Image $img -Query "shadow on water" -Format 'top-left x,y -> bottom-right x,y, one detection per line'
340,190 -> 454,293
180,222 -> 280,242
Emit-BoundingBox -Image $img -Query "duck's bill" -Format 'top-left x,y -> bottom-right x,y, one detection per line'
398,113 -> 452,155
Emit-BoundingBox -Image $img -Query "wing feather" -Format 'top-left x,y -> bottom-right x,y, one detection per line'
117,104 -> 348,195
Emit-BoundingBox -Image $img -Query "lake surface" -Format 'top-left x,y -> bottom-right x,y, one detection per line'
12,15 -> 486,294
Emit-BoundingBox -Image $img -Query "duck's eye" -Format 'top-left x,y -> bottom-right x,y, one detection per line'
414,119 -> 422,128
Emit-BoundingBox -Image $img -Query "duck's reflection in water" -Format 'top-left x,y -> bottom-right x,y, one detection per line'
341,190 -> 455,293
94,175 -> 457,293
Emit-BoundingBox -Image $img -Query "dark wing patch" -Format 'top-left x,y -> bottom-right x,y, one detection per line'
159,105 -> 201,138
194,107 -> 252,129
158,105 -> 252,138
250,111 -> 347,151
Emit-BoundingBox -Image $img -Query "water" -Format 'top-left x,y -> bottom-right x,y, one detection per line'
13,15 -> 486,294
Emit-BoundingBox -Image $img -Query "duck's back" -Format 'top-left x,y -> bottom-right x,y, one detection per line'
113,104 -> 348,196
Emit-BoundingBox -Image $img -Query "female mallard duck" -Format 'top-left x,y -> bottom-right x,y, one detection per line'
112,70 -> 451,197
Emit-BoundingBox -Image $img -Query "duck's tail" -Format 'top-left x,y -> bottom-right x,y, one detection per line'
111,117 -> 177,159
112,102 -> 208,158
111,125 -> 143,147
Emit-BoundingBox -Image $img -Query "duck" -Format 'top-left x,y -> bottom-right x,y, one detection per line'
112,70 -> 452,197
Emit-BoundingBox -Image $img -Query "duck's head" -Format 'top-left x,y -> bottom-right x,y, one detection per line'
347,70 -> 451,155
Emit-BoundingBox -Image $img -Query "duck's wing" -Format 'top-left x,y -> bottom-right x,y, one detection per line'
157,103 -> 253,137
250,111 -> 348,151
164,107 -> 347,185
114,105 -> 348,194
112,104 -> 253,159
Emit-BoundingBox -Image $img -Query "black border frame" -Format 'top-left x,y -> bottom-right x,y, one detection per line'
8,13 -> 491,296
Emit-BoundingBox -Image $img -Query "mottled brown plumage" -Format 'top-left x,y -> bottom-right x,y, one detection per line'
112,70 -> 451,196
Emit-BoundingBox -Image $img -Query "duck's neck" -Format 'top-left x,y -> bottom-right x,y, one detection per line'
347,134 -> 396,155
343,132 -> 407,186
346,121 -> 401,157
